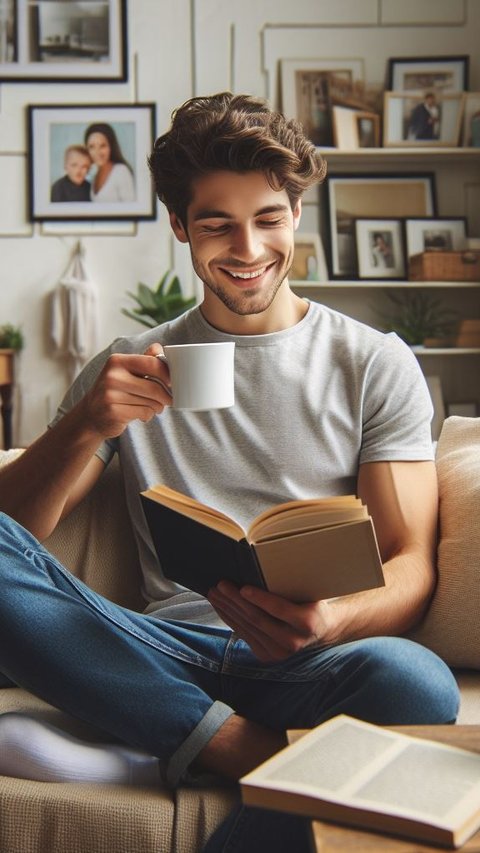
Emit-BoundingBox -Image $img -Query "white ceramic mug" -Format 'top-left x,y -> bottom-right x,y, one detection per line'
158,342 -> 235,411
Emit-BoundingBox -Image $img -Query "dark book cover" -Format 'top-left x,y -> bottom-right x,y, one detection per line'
141,495 -> 266,596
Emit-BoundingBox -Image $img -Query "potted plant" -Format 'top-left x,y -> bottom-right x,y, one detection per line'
378,291 -> 458,347
0,324 -> 24,352
122,271 -> 196,329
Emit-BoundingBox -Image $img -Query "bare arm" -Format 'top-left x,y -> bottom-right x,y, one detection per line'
208,460 -> 438,661
0,349 -> 171,541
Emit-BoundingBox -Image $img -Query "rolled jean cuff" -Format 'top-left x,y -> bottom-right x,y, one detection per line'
167,700 -> 235,787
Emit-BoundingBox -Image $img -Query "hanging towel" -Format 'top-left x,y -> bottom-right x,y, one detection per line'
50,247 -> 100,382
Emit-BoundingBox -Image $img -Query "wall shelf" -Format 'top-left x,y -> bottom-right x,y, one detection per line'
291,281 -> 480,290
317,147 -> 480,165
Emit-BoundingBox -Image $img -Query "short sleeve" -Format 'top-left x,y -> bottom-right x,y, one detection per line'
360,334 -> 434,463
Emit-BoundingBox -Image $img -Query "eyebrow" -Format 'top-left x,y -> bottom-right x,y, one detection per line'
193,204 -> 290,222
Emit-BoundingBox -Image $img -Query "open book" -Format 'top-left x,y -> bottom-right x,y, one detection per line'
240,715 -> 480,849
140,485 -> 384,601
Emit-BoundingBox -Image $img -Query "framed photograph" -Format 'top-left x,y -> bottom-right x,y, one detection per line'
280,58 -> 365,146
326,173 -> 437,279
383,92 -> 464,147
28,103 -> 156,221
462,92 -> 480,147
387,55 -> 469,94
332,106 -> 380,149
354,218 -> 407,280
0,0 -> 127,82
291,233 -> 328,283
405,217 -> 468,258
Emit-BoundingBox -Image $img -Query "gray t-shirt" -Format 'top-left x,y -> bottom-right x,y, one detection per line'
53,301 -> 434,625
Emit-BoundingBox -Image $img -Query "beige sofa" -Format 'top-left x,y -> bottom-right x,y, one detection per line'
0,415 -> 479,853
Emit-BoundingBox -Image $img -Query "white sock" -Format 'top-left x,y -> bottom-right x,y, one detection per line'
0,713 -> 161,786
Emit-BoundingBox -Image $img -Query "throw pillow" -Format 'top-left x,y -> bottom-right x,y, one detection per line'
408,416 -> 480,669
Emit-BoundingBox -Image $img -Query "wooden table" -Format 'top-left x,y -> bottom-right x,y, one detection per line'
0,349 -> 15,450
310,725 -> 480,852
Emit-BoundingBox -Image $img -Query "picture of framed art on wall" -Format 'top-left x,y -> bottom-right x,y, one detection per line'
326,173 -> 437,279
0,0 -> 127,82
354,218 -> 407,280
28,103 -> 156,221
280,57 -> 365,147
383,92 -> 464,147
387,55 -> 469,94
405,217 -> 468,258
291,233 -> 328,283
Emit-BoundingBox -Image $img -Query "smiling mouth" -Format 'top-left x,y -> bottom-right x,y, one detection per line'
220,262 -> 275,281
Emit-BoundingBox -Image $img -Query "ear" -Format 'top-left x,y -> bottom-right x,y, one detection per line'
292,199 -> 302,232
169,211 -> 189,244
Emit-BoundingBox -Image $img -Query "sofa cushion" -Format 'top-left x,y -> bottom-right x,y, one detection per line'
409,416 -> 480,669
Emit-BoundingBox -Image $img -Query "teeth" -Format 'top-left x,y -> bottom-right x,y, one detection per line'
228,267 -> 266,279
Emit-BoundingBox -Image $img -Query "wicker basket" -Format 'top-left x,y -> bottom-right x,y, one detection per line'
408,251 -> 480,282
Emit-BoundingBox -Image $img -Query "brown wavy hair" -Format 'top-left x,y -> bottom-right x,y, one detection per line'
148,92 -> 327,225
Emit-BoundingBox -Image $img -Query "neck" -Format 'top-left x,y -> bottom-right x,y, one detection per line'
200,280 -> 309,335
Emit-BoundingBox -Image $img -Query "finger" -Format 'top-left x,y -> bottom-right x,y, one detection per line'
208,592 -> 291,659
211,602 -> 285,662
240,586 -> 318,637
143,343 -> 164,357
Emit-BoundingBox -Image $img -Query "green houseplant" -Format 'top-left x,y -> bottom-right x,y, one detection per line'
0,324 -> 24,352
122,271 -> 196,329
378,291 -> 458,347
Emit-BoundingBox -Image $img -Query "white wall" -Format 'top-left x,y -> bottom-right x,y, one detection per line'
0,0 -> 477,445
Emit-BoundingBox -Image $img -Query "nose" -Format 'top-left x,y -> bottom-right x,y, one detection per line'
230,224 -> 261,262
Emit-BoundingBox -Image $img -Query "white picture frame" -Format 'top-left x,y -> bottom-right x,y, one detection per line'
405,217 -> 468,258
291,233 -> 328,283
28,103 -> 156,221
355,218 -> 406,280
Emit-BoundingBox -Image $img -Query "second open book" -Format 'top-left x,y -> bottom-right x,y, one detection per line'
140,484 -> 385,601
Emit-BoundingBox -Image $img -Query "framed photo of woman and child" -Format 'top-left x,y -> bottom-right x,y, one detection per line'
28,103 -> 156,221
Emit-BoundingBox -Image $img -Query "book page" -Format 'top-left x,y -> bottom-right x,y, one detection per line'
241,716 -> 480,831
252,506 -> 368,542
248,495 -> 363,539
141,484 -> 245,539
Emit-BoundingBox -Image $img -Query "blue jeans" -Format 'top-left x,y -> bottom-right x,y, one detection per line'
0,513 -> 459,848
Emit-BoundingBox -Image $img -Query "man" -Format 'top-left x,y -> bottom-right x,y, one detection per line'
0,93 -> 458,852
407,92 -> 440,140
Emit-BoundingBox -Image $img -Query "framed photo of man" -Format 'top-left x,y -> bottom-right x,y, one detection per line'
383,92 -> 464,147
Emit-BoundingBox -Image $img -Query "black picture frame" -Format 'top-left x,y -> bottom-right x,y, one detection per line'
28,103 -> 157,222
387,55 -> 469,94
0,0 -> 127,83
325,173 -> 437,279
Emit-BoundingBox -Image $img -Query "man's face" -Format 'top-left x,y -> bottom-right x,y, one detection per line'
65,152 -> 91,185
170,170 -> 301,318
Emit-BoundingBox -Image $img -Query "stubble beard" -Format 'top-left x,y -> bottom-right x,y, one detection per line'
192,252 -> 294,317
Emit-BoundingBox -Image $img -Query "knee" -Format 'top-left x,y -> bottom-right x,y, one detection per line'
344,637 -> 460,726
